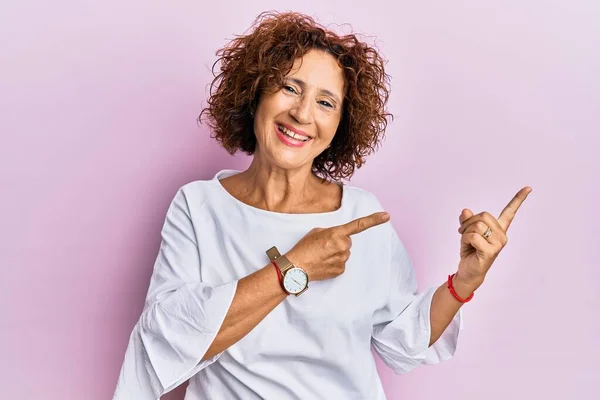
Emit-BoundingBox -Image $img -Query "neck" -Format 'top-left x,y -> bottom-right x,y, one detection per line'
238,155 -> 320,213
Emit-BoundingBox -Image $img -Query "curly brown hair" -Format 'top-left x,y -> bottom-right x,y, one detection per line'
199,11 -> 392,180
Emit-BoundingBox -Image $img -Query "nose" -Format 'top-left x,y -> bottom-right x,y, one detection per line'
289,95 -> 313,124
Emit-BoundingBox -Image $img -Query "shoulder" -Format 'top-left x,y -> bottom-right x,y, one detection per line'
167,177 -> 222,215
343,184 -> 408,250
342,184 -> 387,214
342,184 -> 395,238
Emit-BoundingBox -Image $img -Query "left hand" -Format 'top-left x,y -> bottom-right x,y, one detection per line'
454,186 -> 533,291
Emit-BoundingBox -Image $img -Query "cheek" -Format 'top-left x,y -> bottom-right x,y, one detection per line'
320,116 -> 341,140
252,112 -> 271,141
253,96 -> 286,139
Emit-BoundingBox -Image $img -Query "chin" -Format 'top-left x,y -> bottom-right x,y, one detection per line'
269,152 -> 312,171
272,159 -> 309,171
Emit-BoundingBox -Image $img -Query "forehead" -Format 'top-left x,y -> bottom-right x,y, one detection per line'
286,50 -> 345,96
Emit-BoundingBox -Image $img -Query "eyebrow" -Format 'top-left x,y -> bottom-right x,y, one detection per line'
286,78 -> 342,104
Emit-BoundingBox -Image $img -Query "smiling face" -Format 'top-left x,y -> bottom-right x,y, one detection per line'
252,49 -> 345,172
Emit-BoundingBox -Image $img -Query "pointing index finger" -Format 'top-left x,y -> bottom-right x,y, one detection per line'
337,212 -> 390,236
498,186 -> 532,231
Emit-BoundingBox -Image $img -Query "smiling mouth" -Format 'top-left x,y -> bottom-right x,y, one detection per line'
277,124 -> 311,142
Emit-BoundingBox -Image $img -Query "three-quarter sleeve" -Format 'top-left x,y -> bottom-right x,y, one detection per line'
371,229 -> 463,374
113,188 -> 238,400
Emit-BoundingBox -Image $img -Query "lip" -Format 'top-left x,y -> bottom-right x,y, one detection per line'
277,122 -> 311,139
274,123 -> 312,148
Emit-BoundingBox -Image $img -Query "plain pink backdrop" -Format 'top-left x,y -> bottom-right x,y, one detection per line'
1,1 -> 598,399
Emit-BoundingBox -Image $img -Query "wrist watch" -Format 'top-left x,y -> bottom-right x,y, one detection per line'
266,246 -> 309,296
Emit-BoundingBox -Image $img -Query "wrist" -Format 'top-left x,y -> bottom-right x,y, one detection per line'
284,252 -> 309,279
453,273 -> 483,296
269,249 -> 309,297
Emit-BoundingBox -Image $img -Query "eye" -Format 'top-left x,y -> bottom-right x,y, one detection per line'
318,100 -> 334,108
283,85 -> 298,94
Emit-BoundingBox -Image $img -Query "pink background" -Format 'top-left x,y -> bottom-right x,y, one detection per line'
2,1 -> 598,399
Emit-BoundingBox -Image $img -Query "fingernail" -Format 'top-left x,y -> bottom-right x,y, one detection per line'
381,213 -> 390,221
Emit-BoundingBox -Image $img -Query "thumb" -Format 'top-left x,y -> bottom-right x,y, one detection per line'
459,208 -> 474,225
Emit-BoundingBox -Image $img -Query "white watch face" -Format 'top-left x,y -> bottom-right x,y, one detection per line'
283,267 -> 308,294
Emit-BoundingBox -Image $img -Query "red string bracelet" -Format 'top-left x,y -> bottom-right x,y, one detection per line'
447,273 -> 474,303
272,261 -> 283,287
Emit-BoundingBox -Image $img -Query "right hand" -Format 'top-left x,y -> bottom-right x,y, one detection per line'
285,212 -> 390,281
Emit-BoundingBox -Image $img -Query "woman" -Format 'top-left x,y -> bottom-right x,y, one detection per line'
113,11 -> 531,400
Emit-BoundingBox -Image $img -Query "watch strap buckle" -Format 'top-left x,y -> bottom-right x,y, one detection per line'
266,246 -> 282,262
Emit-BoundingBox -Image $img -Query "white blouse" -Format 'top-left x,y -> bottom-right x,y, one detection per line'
113,169 -> 462,400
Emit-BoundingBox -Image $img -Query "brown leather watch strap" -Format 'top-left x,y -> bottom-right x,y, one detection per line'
266,246 -> 294,273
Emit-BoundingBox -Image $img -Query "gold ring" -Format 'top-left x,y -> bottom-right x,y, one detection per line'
482,227 -> 492,239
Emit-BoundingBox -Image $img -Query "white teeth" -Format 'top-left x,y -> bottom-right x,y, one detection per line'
278,125 -> 310,142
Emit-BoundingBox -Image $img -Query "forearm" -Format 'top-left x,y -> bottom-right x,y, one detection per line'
202,264 -> 287,360
428,275 -> 478,346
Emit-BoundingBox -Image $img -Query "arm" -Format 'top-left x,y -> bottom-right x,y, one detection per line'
428,275 -> 475,346
370,228 -> 464,374
113,189 -> 286,400
430,187 -> 532,346
202,264 -> 287,360
114,261 -> 286,399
